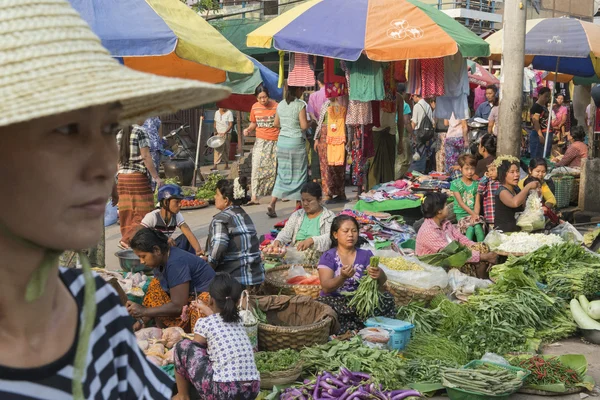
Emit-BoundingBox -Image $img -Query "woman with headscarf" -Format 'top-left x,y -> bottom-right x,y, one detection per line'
0,1 -> 228,398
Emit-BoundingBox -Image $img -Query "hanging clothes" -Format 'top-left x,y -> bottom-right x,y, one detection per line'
381,63 -> 397,113
288,53 -> 315,87
473,86 -> 486,112
443,53 -> 469,97
341,61 -> 372,125
346,56 -> 385,102
434,95 -> 470,121
394,60 -> 407,83
326,104 -> 347,166
421,58 -> 444,98
324,57 -> 347,98
406,59 -> 422,96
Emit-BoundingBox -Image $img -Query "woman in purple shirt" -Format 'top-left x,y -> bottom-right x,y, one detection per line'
317,215 -> 397,334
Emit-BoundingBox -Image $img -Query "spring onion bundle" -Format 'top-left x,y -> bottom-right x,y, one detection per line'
347,256 -> 382,320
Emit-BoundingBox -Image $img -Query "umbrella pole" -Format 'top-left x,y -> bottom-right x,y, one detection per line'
192,113 -> 204,187
543,57 -> 559,158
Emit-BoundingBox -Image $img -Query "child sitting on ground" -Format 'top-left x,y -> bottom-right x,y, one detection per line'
451,154 -> 485,242
140,183 -> 204,255
173,273 -> 260,400
477,163 -> 500,229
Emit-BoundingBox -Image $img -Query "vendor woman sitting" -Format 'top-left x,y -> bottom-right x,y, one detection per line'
317,215 -> 397,334
416,193 -> 497,278
272,182 -> 336,252
127,228 -> 215,332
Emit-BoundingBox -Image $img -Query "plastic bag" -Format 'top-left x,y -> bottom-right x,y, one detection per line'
447,269 -> 492,295
379,256 -> 448,290
550,222 -> 584,244
238,290 -> 258,351
484,230 -> 504,250
358,327 -> 390,349
516,192 -> 545,232
287,264 -> 309,279
481,353 -> 510,366
104,201 -> 118,227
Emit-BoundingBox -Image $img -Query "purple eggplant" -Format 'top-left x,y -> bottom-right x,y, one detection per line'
390,390 -> 422,400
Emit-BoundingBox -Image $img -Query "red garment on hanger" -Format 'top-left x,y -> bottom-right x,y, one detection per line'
421,58 -> 444,98
394,60 -> 407,83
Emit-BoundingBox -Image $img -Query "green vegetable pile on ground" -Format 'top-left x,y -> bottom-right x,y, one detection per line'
195,173 -> 224,201
345,256 -> 382,320
405,359 -> 459,384
442,366 -> 525,396
396,301 -> 443,334
254,349 -> 300,374
495,242 -> 600,298
403,333 -> 469,366
299,336 -> 406,390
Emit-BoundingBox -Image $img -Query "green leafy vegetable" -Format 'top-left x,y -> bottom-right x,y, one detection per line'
345,256 -> 382,320
254,349 -> 300,373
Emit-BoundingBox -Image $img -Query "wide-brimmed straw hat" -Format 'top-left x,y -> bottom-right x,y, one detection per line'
0,0 -> 231,128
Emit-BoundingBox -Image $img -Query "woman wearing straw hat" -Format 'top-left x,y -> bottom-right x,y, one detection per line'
0,0 -> 229,399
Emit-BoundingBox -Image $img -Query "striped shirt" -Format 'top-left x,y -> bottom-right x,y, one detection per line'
0,268 -> 173,400
206,206 -> 264,287
117,125 -> 150,175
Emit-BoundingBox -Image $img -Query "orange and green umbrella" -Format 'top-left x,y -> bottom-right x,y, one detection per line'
247,0 -> 490,61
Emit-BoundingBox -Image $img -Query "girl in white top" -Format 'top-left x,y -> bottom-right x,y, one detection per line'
173,273 -> 260,400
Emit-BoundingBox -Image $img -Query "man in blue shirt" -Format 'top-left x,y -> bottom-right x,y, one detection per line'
474,85 -> 498,120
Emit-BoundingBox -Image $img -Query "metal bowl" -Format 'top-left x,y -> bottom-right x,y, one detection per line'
207,136 -> 225,149
114,249 -> 152,274
581,328 -> 600,344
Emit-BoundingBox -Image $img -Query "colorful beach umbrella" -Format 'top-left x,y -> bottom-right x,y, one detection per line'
246,0 -> 490,61
217,57 -> 283,112
70,0 -> 254,83
486,18 -> 600,77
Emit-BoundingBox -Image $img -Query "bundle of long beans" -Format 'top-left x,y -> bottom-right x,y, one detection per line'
347,256 -> 382,320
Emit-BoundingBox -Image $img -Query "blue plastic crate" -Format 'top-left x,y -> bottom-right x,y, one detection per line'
364,317 -> 414,350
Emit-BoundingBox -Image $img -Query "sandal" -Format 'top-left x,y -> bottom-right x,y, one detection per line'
281,198 -> 290,202
245,200 -> 260,206
266,206 -> 278,218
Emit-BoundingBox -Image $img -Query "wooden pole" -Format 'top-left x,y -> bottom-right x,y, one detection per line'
237,111 -> 243,155
497,0 -> 527,157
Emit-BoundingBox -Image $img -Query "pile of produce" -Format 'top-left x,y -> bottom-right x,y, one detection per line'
180,199 -> 207,208
570,296 -> 600,330
492,242 -> 600,298
403,334 -> 469,366
442,364 -> 526,396
286,275 -> 320,285
301,247 -> 320,265
379,257 -> 424,271
135,327 -> 187,366
487,231 -> 564,254
511,356 -> 580,388
417,241 -> 472,268
584,227 -> 600,248
195,173 -> 223,201
346,256 -> 382,320
396,301 -> 442,335
261,243 -> 287,259
299,336 -> 407,390
93,269 -> 148,297
255,349 -> 301,374
405,359 -> 458,384
280,369 -> 421,400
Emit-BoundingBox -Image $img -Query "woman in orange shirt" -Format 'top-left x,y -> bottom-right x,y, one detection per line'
243,86 -> 280,205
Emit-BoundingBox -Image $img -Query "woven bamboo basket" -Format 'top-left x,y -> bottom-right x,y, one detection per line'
258,318 -> 331,352
263,264 -> 321,299
385,281 -> 446,307
259,362 -> 303,389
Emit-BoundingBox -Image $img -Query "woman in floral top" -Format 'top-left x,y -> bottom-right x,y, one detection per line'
316,215 -> 396,334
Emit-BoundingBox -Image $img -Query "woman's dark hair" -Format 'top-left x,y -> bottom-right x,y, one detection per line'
130,228 -> 169,253
421,192 -> 448,219
208,273 -> 242,323
486,84 -> 498,95
118,126 -> 133,166
497,160 -> 520,184
285,85 -> 303,104
216,177 -> 249,206
317,72 -> 325,85
538,87 -> 551,97
330,215 -> 360,248
523,176 -> 538,186
480,133 -> 497,156
528,158 -> 548,172
254,84 -> 270,98
571,125 -> 586,142
301,182 -> 322,199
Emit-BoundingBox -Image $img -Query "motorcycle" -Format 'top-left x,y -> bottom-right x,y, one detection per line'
467,117 -> 489,156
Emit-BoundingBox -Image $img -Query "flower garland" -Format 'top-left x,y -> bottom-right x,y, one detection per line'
233,178 -> 245,200
492,154 -> 520,168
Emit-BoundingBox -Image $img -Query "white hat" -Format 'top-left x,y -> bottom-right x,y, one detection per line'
0,0 -> 231,128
